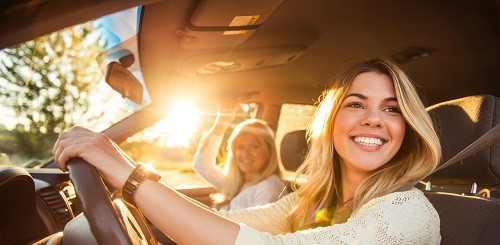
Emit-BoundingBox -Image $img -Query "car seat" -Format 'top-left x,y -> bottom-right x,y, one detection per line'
424,94 -> 500,245
0,166 -> 48,244
280,129 -> 308,172
425,94 -> 500,189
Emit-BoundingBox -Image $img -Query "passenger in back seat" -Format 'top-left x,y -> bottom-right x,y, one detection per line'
53,57 -> 443,244
192,100 -> 287,210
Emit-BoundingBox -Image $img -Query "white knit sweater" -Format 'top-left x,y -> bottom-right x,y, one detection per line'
218,188 -> 441,244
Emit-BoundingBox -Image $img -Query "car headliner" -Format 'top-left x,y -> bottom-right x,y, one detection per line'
1,0 -> 499,110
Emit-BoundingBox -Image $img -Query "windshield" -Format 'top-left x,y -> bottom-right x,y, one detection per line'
0,6 -> 261,181
0,5 -> 313,190
0,7 -> 146,168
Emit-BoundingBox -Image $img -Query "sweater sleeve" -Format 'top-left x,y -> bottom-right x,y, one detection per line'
192,133 -> 226,190
223,188 -> 441,245
218,192 -> 297,235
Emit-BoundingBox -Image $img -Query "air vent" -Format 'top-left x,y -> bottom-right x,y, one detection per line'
38,186 -> 74,230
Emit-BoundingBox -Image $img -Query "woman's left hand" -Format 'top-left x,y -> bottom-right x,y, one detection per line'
52,126 -> 135,191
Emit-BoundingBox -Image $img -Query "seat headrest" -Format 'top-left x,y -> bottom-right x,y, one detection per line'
426,94 -> 500,187
280,130 -> 307,171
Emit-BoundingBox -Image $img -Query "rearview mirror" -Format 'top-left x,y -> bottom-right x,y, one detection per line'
105,61 -> 143,104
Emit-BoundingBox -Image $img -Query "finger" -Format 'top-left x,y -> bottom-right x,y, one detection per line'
52,126 -> 88,155
54,141 -> 82,172
53,130 -> 79,161
55,136 -> 102,172
52,130 -> 73,168
53,129 -> 94,171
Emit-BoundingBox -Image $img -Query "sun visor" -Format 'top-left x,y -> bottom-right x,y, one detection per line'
177,0 -> 284,49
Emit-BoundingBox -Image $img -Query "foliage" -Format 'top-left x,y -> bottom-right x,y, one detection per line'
0,22 -> 105,164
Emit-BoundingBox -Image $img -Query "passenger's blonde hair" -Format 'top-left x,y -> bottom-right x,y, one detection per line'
288,57 -> 441,231
215,119 -> 283,205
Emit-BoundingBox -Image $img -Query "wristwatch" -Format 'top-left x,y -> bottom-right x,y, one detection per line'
122,162 -> 162,206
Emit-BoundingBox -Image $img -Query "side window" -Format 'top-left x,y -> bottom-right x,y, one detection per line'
276,103 -> 316,177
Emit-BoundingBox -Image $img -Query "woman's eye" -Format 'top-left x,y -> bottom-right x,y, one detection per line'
346,102 -> 363,109
384,107 -> 401,113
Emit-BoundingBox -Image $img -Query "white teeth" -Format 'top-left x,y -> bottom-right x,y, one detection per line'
353,137 -> 383,146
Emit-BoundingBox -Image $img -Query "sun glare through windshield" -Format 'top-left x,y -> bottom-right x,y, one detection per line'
166,101 -> 202,148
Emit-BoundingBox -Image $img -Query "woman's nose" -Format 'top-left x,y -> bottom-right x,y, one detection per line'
361,109 -> 383,128
239,147 -> 251,156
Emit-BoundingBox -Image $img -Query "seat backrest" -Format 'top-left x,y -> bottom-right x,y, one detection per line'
0,166 -> 48,244
424,94 -> 500,245
280,129 -> 307,172
425,94 -> 500,188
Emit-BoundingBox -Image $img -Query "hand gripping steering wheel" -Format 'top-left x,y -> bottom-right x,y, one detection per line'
67,158 -> 157,245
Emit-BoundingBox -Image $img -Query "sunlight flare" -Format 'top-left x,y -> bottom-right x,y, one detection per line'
161,101 -> 201,147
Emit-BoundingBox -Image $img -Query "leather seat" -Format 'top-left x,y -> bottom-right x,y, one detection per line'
424,94 -> 500,245
0,166 -> 48,244
425,94 -> 500,188
280,129 -> 308,172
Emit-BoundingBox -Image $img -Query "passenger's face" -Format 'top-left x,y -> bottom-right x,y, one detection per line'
333,72 -> 406,178
235,133 -> 268,174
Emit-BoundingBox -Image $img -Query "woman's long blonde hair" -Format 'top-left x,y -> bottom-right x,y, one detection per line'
288,57 -> 442,231
216,119 -> 283,204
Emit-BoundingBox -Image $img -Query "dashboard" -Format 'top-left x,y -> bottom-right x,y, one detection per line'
30,169 -> 79,235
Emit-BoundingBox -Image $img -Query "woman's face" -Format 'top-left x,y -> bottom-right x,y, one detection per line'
234,132 -> 268,174
333,71 -> 406,178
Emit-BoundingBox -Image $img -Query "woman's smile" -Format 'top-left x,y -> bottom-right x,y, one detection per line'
353,136 -> 384,146
235,133 -> 267,174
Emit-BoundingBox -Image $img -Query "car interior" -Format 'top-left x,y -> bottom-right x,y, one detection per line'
0,0 -> 499,244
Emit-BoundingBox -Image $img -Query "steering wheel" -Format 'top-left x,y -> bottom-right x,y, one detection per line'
67,158 -> 157,245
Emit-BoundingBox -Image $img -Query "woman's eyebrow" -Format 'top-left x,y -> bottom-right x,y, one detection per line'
345,93 -> 398,102
345,93 -> 367,100
384,97 -> 398,102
